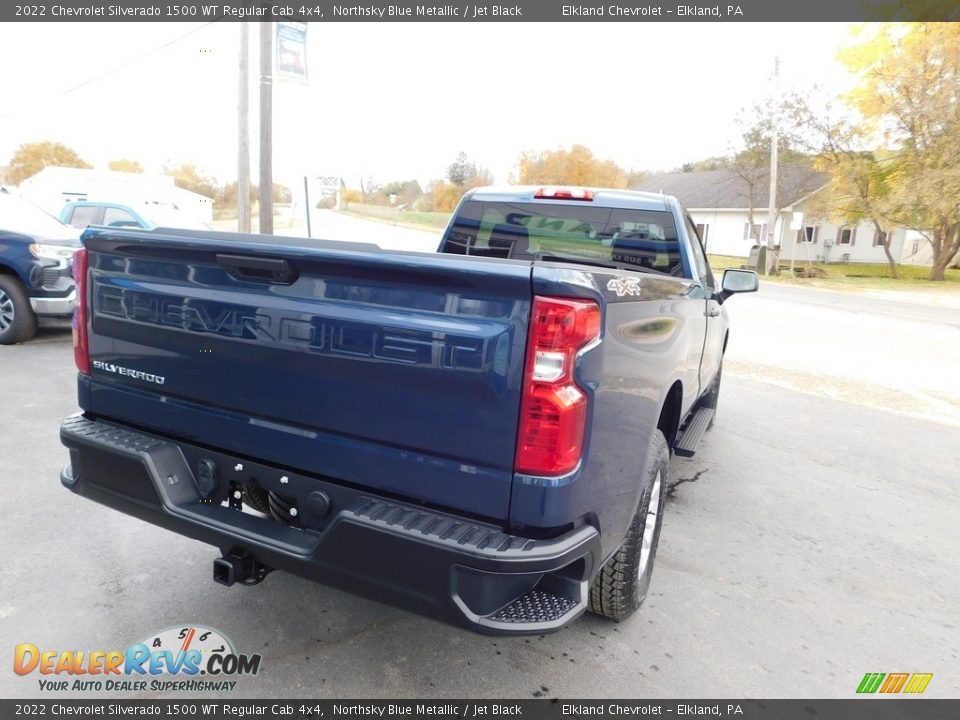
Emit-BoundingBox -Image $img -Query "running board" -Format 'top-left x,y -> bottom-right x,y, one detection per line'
674,407 -> 714,457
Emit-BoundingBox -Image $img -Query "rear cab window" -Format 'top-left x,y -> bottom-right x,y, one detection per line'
65,204 -> 100,229
441,200 -> 689,278
102,206 -> 142,228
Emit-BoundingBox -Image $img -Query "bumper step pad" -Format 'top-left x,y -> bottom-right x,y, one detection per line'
489,589 -> 579,624
675,407 -> 714,457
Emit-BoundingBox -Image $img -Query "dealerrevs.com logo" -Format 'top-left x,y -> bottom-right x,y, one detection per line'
14,626 -> 261,693
856,672 -> 933,694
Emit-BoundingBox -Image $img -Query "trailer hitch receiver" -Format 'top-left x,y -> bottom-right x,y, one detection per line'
213,551 -> 273,587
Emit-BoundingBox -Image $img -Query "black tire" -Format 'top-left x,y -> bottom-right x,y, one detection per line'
242,481 -> 270,514
589,429 -> 669,621
0,275 -> 38,345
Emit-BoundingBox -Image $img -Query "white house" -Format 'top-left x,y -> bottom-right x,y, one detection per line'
18,167 -> 214,223
634,169 -> 934,267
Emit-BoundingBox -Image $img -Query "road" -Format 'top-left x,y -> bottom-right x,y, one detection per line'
287,208 -> 442,254
1,217 -> 958,699
724,282 -> 960,427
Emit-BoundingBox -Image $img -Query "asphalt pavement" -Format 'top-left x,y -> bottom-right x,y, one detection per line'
1,218 -> 958,699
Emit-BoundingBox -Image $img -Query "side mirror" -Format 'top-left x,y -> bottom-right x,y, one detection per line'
718,268 -> 758,302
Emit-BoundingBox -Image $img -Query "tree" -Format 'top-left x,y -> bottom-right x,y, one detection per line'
358,176 -> 379,202
163,163 -> 217,200
272,183 -> 292,204
447,152 -> 477,187
217,181 -> 290,208
6,141 -> 91,185
108,158 -> 144,174
795,104 -> 900,278
374,179 -> 422,207
421,179 -> 462,213
422,155 -> 493,213
839,23 -> 960,280
730,95 -> 822,273
515,145 -> 630,188
679,157 -> 730,173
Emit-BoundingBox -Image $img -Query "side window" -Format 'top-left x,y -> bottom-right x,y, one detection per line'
684,214 -> 715,290
102,207 -> 141,227
66,205 -> 100,229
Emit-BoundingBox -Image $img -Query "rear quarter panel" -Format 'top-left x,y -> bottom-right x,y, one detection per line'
511,264 -> 704,558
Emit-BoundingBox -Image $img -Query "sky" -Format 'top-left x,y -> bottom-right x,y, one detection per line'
0,21 -> 857,192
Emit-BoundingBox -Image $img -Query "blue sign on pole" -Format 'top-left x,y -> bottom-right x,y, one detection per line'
276,22 -> 308,81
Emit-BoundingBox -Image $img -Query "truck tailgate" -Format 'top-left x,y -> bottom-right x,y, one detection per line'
81,229 -> 532,521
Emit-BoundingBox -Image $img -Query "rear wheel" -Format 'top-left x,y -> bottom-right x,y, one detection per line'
0,275 -> 38,345
589,429 -> 668,621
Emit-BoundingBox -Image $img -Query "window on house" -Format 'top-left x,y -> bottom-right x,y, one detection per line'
837,227 -> 856,245
743,222 -> 767,243
797,225 -> 819,243
873,230 -> 890,247
911,239 -> 920,255
695,223 -> 709,243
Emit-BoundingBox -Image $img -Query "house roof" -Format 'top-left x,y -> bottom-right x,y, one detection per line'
21,166 -> 213,201
633,167 -> 828,210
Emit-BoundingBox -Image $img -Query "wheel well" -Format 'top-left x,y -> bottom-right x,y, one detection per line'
0,263 -> 16,276
657,381 -> 683,449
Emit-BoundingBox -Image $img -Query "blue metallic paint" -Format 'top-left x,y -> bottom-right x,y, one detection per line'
81,229 -> 533,521
75,189 -> 728,564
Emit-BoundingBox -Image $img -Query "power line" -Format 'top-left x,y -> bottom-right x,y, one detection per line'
61,22 -> 218,97
0,21 -> 219,121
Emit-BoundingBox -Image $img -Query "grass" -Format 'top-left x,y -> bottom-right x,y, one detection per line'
391,210 -> 452,230
708,254 -> 960,293
339,205 -> 451,232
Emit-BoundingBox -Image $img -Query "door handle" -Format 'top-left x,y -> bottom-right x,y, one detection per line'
216,253 -> 297,284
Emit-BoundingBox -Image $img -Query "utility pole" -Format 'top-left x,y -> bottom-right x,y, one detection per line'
763,56 -> 780,275
237,24 -> 251,234
258,21 -> 273,235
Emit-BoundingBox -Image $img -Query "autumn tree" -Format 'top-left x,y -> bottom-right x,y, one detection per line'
108,158 -> 144,173
515,145 -> 630,188
163,163 -> 218,199
422,154 -> 493,213
794,103 -> 900,277
837,23 -> 960,280
6,141 -> 91,185
217,181 -> 290,208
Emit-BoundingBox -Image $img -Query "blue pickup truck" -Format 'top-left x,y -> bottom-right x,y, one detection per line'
59,186 -> 757,634
0,190 -> 79,344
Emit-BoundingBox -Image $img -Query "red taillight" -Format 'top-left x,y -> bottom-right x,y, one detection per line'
534,187 -> 595,201
515,296 -> 601,476
72,248 -> 90,375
